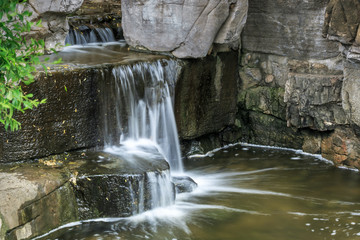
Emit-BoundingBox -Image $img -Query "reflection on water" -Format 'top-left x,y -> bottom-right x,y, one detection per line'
35,144 -> 360,240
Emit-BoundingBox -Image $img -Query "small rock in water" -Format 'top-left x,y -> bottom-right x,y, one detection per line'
171,176 -> 198,194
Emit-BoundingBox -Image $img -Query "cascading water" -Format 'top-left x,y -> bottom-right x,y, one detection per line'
65,27 -> 116,45
100,59 -> 183,211
102,59 -> 183,174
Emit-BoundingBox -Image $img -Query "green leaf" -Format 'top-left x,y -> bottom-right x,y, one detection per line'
0,0 -> 47,131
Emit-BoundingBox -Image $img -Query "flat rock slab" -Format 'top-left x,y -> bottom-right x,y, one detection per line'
0,146 -> 170,240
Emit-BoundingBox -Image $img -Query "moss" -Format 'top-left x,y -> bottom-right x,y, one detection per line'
0,213 -> 8,240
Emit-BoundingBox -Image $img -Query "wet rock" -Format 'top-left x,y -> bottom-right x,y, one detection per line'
75,0 -> 122,16
0,48 -> 168,164
238,86 -> 286,120
302,132 -> 322,154
238,111 -> 304,149
172,176 -> 198,194
0,147 -> 172,239
122,0 -> 248,58
75,174 -> 149,218
181,134 -> 223,159
68,147 -> 172,219
239,53 -> 290,88
175,52 -> 238,139
0,68 -> 100,163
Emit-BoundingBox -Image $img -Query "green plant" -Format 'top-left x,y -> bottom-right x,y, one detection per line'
0,0 -> 47,131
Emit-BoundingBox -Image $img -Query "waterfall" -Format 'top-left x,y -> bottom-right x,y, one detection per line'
147,170 -> 175,209
65,27 -> 116,45
102,59 -> 184,174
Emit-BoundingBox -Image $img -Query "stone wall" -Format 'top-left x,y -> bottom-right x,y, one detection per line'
233,0 -> 360,170
0,66 -> 100,163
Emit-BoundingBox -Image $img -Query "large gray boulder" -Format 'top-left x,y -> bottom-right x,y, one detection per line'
122,0 -> 248,58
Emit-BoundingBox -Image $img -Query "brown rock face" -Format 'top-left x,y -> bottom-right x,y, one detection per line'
323,0 -> 360,45
321,127 -> 360,169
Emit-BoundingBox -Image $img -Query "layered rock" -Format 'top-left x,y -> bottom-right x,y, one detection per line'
121,0 -> 248,58
232,0 -> 360,170
0,45 -> 167,163
18,0 -> 84,52
322,0 -> 360,62
0,148 -> 171,240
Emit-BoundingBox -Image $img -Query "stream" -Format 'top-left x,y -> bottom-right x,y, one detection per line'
36,144 -> 360,240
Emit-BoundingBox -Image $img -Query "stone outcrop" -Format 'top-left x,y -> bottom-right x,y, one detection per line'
18,0 -> 84,52
322,0 -> 360,62
121,0 -> 248,58
227,0 -> 360,170
0,46 -> 167,163
284,58 -> 346,131
175,52 -> 238,139
75,0 -> 122,16
323,0 -> 360,45
242,0 -> 339,60
0,164 -> 77,240
214,0 -> 248,47
342,62 -> 360,128
0,148 -> 171,240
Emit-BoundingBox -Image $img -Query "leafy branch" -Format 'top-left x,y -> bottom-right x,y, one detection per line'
0,0 -> 48,131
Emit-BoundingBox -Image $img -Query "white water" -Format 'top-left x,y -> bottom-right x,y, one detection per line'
102,59 -> 183,173
65,27 -> 116,45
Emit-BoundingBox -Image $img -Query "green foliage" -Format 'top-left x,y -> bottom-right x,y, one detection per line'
0,0 -> 47,131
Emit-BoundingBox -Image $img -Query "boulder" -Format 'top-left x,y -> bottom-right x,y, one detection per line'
121,0 -> 248,58
323,0 -> 360,45
172,176 -> 198,194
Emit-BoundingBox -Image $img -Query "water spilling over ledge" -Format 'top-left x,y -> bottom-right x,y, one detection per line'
0,43 -> 190,239
101,59 -> 183,173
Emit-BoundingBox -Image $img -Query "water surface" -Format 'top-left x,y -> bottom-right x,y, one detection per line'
37,144 -> 360,240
